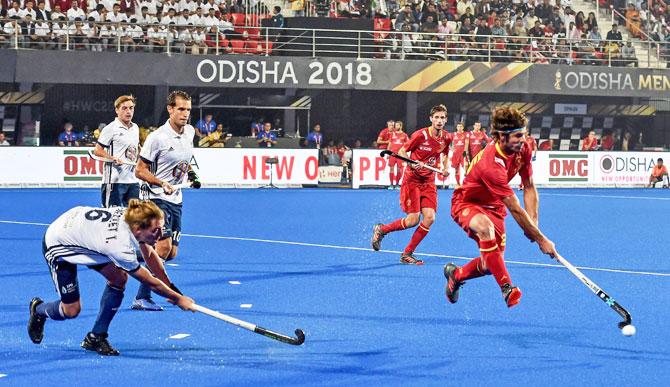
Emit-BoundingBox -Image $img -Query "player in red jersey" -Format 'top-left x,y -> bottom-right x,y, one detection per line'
451,122 -> 469,187
467,120 -> 490,161
519,132 -> 538,190
445,107 -> 559,307
376,119 -> 395,150
387,121 -> 409,189
371,105 -> 453,265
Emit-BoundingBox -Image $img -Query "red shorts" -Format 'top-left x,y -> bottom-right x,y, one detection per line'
388,157 -> 404,169
400,179 -> 437,214
451,192 -> 506,252
451,152 -> 465,169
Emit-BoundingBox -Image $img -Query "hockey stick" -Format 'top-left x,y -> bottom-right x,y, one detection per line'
554,253 -> 632,329
192,303 -> 305,346
87,149 -> 136,166
380,150 -> 446,176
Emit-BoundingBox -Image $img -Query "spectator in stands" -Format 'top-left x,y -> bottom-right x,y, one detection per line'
0,132 -> 9,146
146,23 -> 167,52
50,5 -> 65,20
457,0 -> 473,18
587,25 -> 602,45
528,20 -> 544,38
376,119 -> 394,150
606,23 -> 623,46
491,18 -> 505,36
585,11 -> 598,33
257,122 -> 277,148
290,0 -> 305,17
395,5 -> 418,32
306,124 -> 323,149
67,0 -> 85,20
269,5 -> 284,41
600,130 -> 615,151
195,113 -> 216,139
353,139 -> 363,148
198,123 -> 230,148
581,130 -> 598,151
35,1 -> 50,21
647,158 -> 669,188
58,122 -> 80,146
620,130 -> 634,151
323,140 -> 341,165
621,40 -> 638,67
538,139 -> 553,151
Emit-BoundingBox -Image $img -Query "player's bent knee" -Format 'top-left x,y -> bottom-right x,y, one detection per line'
405,214 -> 420,227
469,215 -> 495,241
62,302 -> 81,318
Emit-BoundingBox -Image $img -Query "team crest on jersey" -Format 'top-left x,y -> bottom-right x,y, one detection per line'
406,198 -> 412,207
125,146 -> 138,162
172,161 -> 190,181
462,208 -> 470,217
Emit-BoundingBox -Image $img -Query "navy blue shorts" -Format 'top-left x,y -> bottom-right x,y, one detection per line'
42,237 -> 110,304
101,183 -> 140,207
151,198 -> 183,246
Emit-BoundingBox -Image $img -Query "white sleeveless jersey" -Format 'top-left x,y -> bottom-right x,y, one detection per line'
44,206 -> 141,272
139,120 -> 195,205
97,118 -> 140,184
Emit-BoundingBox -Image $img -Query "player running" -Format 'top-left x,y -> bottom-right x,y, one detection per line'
28,200 -> 195,356
133,90 -> 199,311
445,107 -> 559,308
371,105 -> 453,265
451,121 -> 469,188
93,95 -> 141,208
387,120 -> 409,190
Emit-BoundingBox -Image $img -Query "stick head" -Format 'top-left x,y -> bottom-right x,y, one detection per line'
293,329 -> 305,345
380,150 -> 392,157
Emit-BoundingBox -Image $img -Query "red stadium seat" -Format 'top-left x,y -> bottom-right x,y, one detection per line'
230,39 -> 247,54
246,40 -> 262,54
247,28 -> 261,41
230,13 -> 246,26
260,40 -> 273,55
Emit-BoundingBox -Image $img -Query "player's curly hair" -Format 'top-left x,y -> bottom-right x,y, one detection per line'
490,107 -> 527,140
125,199 -> 164,230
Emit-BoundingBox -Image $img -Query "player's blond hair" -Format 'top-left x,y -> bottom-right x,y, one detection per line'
114,95 -> 136,109
490,107 -> 527,139
125,199 -> 164,230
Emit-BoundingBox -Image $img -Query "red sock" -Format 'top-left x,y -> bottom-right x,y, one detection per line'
381,218 -> 407,234
479,239 -> 511,287
456,257 -> 487,281
403,222 -> 430,254
389,172 -> 394,185
455,171 -> 461,185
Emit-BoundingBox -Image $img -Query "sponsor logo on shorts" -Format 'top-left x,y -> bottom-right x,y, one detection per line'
61,283 -> 76,294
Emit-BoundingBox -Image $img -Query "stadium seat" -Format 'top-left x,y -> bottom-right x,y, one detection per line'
260,40 -> 273,55
230,13 -> 246,26
230,39 -> 247,54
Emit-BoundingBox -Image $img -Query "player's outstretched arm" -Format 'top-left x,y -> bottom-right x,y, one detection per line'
131,266 -> 195,311
93,143 -> 121,165
140,243 -> 171,285
502,194 -> 557,258
522,177 -> 539,225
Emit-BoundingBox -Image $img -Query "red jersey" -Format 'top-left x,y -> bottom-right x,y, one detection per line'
468,130 -> 490,157
601,135 -> 615,151
539,140 -> 552,151
582,137 -> 598,151
403,127 -> 453,183
525,135 -> 537,151
388,131 -> 409,153
377,128 -> 391,149
452,131 -> 468,154
457,142 -> 533,217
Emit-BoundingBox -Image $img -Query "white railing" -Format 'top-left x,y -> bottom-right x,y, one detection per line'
1,18 -> 667,67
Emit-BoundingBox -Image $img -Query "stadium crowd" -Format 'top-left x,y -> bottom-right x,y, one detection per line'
1,0 -> 667,64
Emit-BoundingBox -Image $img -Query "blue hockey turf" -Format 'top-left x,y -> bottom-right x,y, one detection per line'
1,188 -> 669,385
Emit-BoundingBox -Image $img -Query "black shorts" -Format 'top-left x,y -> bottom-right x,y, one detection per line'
41,237 -> 108,304
101,183 -> 140,208
151,198 -> 183,246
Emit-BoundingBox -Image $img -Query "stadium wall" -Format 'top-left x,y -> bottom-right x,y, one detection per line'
0,147 -> 667,189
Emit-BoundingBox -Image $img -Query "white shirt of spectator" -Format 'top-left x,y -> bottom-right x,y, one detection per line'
148,26 -> 167,40
3,22 -> 17,35
85,22 -> 98,38
50,11 -> 65,20
98,118 -> 140,185
177,15 -> 192,25
190,14 -> 204,26
52,22 -> 68,37
67,23 -> 89,36
178,27 -> 192,41
139,119 -> 195,205
201,1 -> 216,13
138,0 -> 159,15
101,0 -> 116,12
67,6 -> 86,20
162,15 -> 177,25
107,11 -> 128,23
219,19 -> 233,31
44,206 -> 141,272
99,24 -> 115,38
35,21 -> 51,37
164,0 -> 181,14
137,13 -> 157,24
192,28 -> 205,43
180,0 -> 196,13
127,24 -> 144,38
20,7 -> 37,19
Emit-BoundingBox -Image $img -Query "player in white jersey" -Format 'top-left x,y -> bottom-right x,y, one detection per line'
94,95 -> 141,207
134,90 -> 200,311
27,200 -> 195,356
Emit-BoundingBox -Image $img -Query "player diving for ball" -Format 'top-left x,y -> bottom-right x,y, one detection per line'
133,90 -> 201,311
28,200 -> 196,356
